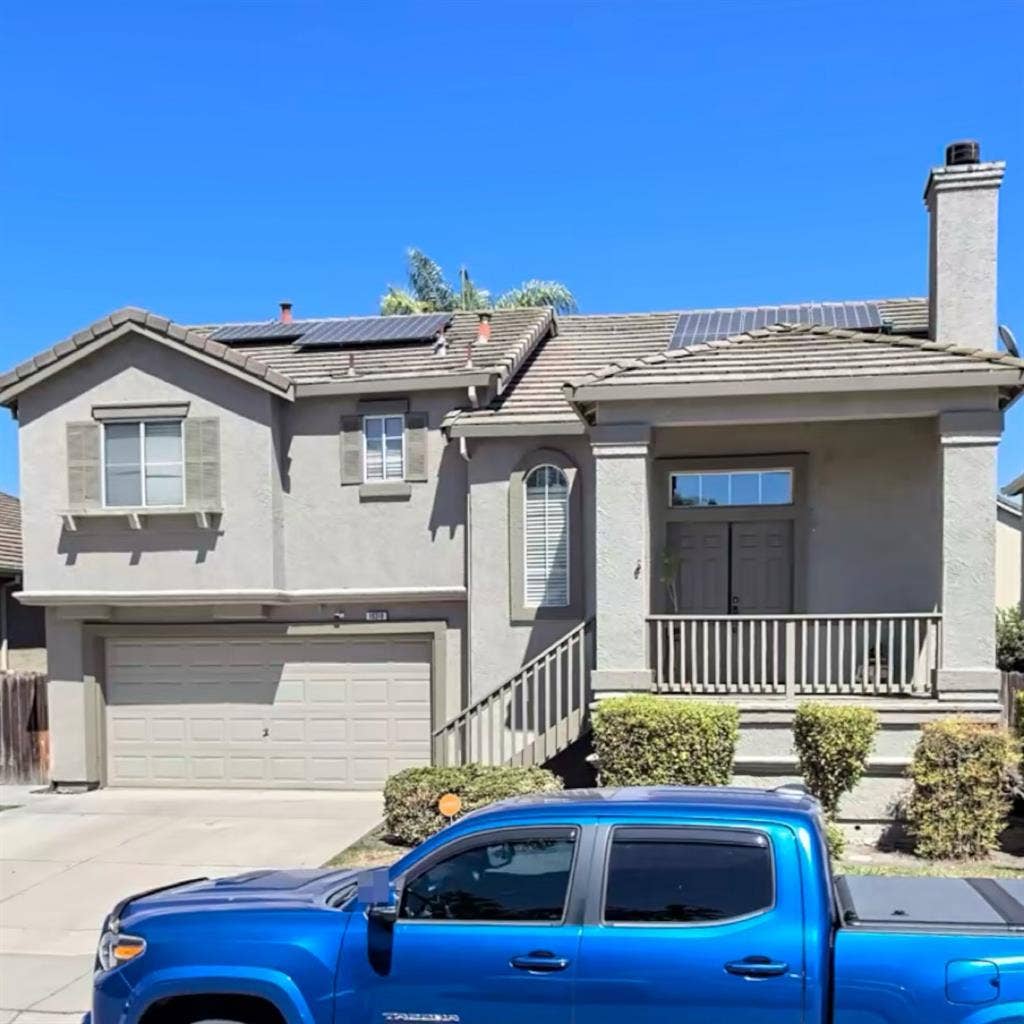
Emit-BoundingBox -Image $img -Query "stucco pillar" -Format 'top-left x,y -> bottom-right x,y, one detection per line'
45,609 -> 103,787
591,424 -> 652,692
936,410 -> 1002,699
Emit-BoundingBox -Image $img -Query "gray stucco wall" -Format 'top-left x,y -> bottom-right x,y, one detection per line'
651,418 -> 942,614
467,435 -> 596,700
996,502 -> 1022,610
18,336 -> 280,594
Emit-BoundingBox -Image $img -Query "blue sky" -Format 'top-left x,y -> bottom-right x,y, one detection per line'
0,0 -> 1021,495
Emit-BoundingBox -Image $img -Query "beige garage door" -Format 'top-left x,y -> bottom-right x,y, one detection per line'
105,635 -> 432,789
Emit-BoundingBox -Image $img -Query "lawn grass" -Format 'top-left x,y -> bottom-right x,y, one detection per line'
839,860 -> 1022,878
325,826 -> 410,869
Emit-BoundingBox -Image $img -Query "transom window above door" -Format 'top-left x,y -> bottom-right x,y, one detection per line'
670,468 -> 792,508
364,414 -> 405,482
103,420 -> 184,507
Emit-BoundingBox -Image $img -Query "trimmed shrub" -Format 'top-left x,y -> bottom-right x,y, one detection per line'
996,606 -> 1024,672
824,820 -> 845,860
591,695 -> 739,787
906,717 -> 1018,860
384,764 -> 562,845
793,703 -> 878,817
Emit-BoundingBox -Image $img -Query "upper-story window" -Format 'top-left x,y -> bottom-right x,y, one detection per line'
103,420 -> 184,507
524,465 -> 570,607
670,468 -> 793,508
364,414 -> 405,482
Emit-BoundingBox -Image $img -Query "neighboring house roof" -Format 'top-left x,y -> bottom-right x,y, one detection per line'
0,491 -> 22,573
1005,472 -> 1024,497
998,493 -> 1022,519
566,323 -> 1024,396
0,306 -> 554,405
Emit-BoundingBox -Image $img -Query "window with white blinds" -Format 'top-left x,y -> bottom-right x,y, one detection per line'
364,414 -> 405,482
524,465 -> 570,607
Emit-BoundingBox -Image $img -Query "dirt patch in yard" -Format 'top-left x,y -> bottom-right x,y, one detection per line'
325,827 -> 410,869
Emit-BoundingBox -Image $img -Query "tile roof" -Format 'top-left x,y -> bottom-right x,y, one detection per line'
0,491 -> 22,572
0,307 -> 554,404
569,322 -> 1024,391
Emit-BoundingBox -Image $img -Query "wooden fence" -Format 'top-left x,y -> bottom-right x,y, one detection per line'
1002,671 -> 1023,732
0,671 -> 49,784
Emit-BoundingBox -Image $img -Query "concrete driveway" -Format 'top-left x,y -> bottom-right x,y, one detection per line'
0,785 -> 382,1023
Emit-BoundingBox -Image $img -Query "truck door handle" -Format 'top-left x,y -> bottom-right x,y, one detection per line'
725,956 -> 789,978
510,950 -> 570,973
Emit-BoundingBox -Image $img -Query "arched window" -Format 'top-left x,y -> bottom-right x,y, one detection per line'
524,465 -> 570,607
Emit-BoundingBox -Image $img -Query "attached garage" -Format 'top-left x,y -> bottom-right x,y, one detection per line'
104,633 -> 434,789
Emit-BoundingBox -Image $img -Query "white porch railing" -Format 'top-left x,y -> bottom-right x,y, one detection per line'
649,613 -> 942,697
433,620 -> 594,767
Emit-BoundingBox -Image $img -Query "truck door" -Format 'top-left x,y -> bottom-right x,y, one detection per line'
574,824 -> 805,1024
337,826 -> 582,1024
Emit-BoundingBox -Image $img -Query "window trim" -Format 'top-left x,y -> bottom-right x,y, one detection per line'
668,467 -> 794,509
394,825 -> 582,928
595,824 -> 777,929
362,413 -> 406,483
101,418 -> 185,510
523,463 -> 571,610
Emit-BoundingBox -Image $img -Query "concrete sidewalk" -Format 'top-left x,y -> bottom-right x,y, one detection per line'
0,785 -> 382,1020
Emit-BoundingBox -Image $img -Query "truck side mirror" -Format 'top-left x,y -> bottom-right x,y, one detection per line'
360,867 -> 398,928
367,903 -> 399,926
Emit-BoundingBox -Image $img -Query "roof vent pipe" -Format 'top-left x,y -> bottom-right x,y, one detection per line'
945,140 -> 980,166
433,326 -> 448,357
279,301 -> 293,323
477,310 -> 492,345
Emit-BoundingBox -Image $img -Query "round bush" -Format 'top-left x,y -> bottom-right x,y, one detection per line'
383,764 -> 562,845
906,717 -> 1019,860
793,702 -> 877,817
591,695 -> 739,787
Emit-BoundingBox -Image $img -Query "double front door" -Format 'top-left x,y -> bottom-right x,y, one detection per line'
667,519 -> 793,615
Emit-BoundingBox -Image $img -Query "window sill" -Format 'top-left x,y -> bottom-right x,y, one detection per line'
60,506 -> 222,531
358,482 -> 412,502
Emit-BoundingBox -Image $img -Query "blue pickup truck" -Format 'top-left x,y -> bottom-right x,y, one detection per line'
86,786 -> 1023,1024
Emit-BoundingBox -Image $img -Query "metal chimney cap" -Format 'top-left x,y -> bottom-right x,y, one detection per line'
945,140 -> 980,166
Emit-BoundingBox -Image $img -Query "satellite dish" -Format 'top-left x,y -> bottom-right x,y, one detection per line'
998,325 -> 1020,358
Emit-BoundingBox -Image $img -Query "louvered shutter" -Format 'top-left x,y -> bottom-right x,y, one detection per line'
405,412 -> 428,482
524,466 -> 569,607
184,418 -> 221,508
340,415 -> 363,485
66,421 -> 101,509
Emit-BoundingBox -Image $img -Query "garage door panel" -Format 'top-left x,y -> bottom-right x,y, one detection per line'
105,636 -> 432,789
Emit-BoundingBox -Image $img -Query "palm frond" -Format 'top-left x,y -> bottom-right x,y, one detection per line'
406,248 -> 455,311
380,286 -> 426,316
496,280 -> 578,313
458,266 -> 491,311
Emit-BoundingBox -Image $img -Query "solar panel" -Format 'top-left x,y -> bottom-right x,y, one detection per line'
208,312 -> 453,348
668,301 -> 885,350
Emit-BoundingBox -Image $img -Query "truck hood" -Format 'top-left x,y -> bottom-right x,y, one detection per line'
117,868 -> 361,925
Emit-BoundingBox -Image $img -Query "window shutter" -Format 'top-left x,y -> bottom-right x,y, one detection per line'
184,417 -> 221,508
524,467 -> 569,607
66,421 -> 101,509
340,415 -> 364,485
405,412 -> 429,482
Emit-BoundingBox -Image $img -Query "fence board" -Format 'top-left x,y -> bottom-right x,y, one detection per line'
1002,671 -> 1023,731
0,672 -> 49,784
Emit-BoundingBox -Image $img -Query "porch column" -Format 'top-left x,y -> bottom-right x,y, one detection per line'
591,424 -> 653,692
45,609 -> 103,788
937,410 -> 1002,699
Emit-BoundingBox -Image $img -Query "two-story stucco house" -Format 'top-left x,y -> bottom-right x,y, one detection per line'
2,141 -> 1021,819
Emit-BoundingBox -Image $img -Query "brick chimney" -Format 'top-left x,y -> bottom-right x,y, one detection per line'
279,301 -> 293,323
924,141 -> 1005,346
477,310 -> 492,345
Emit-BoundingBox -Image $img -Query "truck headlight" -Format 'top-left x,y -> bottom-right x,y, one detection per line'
97,931 -> 146,972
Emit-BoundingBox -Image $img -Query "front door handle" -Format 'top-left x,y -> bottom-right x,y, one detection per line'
725,956 -> 789,978
510,950 -> 570,973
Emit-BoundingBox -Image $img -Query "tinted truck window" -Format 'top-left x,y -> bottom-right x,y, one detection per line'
401,836 -> 575,922
604,836 -> 773,923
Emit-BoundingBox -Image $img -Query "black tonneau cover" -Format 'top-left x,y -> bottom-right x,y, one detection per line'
837,875 -> 1024,932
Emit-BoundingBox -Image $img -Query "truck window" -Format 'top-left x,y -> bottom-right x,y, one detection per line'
603,831 -> 774,924
400,835 -> 576,923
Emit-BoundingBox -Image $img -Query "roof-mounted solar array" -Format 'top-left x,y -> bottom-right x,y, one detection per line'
668,301 -> 886,350
209,312 -> 453,348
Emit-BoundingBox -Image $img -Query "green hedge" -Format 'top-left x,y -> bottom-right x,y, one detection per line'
906,717 -> 1019,860
996,607 -> 1024,672
383,764 -> 562,845
591,695 -> 739,786
793,703 -> 877,817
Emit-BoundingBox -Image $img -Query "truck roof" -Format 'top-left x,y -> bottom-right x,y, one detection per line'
459,785 -> 823,829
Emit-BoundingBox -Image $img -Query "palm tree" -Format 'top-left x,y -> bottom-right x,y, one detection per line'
380,249 -> 577,315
